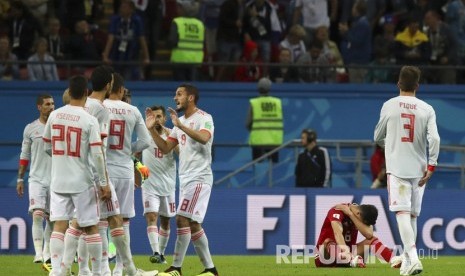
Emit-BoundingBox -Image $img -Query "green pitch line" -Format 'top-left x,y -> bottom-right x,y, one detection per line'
0,255 -> 464,275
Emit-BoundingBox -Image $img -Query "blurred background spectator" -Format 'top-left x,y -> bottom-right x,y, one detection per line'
269,47 -> 298,83
215,0 -> 243,82
7,1 -> 43,61
394,16 -> 430,67
27,37 -> 59,81
296,40 -> 331,83
234,39 -> 262,82
339,0 -> 371,83
279,24 -> 306,63
0,36 -> 19,80
293,0 -> 337,44
102,0 -> 149,80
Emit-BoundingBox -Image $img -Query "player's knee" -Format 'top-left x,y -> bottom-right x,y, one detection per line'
145,212 -> 158,224
189,221 -> 202,233
107,215 -> 123,229
32,210 -> 45,222
175,215 -> 190,228
160,216 -> 170,229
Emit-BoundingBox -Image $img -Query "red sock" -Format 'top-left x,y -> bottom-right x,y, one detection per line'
370,238 -> 394,262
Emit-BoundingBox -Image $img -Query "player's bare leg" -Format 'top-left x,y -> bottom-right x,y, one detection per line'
356,237 -> 401,268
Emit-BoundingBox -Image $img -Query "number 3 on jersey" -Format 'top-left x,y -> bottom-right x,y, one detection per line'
109,120 -> 125,150
401,113 -> 415,142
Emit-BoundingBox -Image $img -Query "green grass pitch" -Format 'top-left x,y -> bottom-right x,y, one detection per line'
0,255 -> 463,275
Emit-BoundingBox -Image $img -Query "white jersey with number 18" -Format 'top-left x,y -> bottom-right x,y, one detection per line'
142,131 -> 176,196
43,105 -> 103,194
374,95 -> 440,178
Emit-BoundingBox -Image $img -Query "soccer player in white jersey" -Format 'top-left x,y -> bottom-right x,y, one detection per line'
146,84 -> 219,276
142,105 -> 178,264
43,75 -> 111,276
17,94 -> 55,265
103,73 -> 152,276
60,68 -> 156,276
374,66 -> 440,276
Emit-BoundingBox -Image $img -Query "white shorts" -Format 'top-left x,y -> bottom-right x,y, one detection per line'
177,183 -> 212,223
111,177 -> 135,218
387,174 -> 425,217
99,181 -> 120,219
50,186 -> 100,227
28,181 -> 50,214
142,188 -> 176,218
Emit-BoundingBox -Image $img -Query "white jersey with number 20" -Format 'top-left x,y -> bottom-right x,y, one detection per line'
43,105 -> 102,193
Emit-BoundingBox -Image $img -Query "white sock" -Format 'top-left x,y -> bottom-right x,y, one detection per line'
62,227 -> 82,271
43,218 -> 52,260
77,234 -> 90,273
172,227 -> 191,268
115,221 -> 131,270
411,217 -> 418,240
32,210 -> 45,258
86,233 -> 103,276
159,228 -> 170,255
123,221 -> 131,245
396,212 -> 419,262
110,227 -> 136,275
147,226 -> 159,254
98,221 -> 110,274
192,229 -> 214,269
50,232 -> 65,274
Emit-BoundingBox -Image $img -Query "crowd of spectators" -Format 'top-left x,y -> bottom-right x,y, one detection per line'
0,0 -> 463,83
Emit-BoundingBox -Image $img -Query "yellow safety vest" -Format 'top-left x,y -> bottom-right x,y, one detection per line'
249,96 -> 283,146
171,17 -> 205,63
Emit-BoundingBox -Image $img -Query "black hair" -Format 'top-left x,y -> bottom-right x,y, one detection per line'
302,129 -> 317,143
36,94 -> 53,105
359,204 -> 378,226
178,83 -> 199,104
110,73 -> 124,94
91,65 -> 113,91
150,105 -> 166,116
68,75 -> 88,100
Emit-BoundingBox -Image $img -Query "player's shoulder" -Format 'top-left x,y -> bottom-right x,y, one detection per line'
195,108 -> 212,119
327,206 -> 346,221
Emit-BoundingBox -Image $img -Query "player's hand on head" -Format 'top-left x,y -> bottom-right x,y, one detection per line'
334,204 -> 352,215
99,185 -> 111,201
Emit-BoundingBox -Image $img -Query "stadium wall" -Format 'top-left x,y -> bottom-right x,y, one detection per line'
1,188 -> 464,256
1,82 -> 465,188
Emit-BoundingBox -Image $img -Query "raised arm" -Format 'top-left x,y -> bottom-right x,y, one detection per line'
145,108 -> 178,154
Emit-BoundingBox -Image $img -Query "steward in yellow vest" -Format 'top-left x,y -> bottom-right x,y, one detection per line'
169,1 -> 205,81
246,78 -> 283,162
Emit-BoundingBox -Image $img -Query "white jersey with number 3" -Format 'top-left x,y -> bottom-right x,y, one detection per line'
142,131 -> 176,196
104,99 -> 151,178
168,109 -> 214,188
43,105 -> 102,193
374,95 -> 440,178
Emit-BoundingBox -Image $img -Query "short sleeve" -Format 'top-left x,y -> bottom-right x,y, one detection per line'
199,114 -> 214,136
327,208 -> 345,223
168,126 -> 179,143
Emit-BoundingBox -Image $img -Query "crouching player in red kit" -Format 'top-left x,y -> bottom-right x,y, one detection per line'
315,203 -> 402,269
